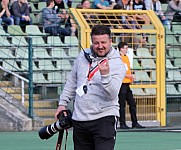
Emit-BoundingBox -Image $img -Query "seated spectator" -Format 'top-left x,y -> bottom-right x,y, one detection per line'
81,0 -> 91,9
54,0 -> 67,19
0,0 -> 14,26
11,0 -> 32,26
129,0 -> 150,24
165,0 -> 181,23
42,0 -> 70,43
113,3 -> 147,48
147,0 -> 170,29
92,0 -> 114,9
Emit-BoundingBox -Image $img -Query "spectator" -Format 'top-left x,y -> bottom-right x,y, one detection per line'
0,0 -> 14,26
129,0 -> 150,24
113,3 -> 147,49
165,0 -> 181,22
53,0 -> 77,36
147,0 -> 171,29
11,0 -> 32,25
42,0 -> 70,43
55,25 -> 126,150
93,0 -> 114,9
54,0 -> 67,19
117,42 -> 145,129
81,0 -> 91,9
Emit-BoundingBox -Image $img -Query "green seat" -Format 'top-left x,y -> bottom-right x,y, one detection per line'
166,59 -> 178,69
51,47 -> 69,58
131,88 -> 147,96
136,47 -> 155,58
0,48 -> 15,58
47,36 -> 68,46
65,36 -> 78,46
134,70 -> 151,82
56,59 -> 72,70
133,59 -> 142,70
12,36 -> 28,46
174,58 -> 181,68
144,88 -> 156,95
167,70 -> 181,81
0,26 -> 10,36
168,48 -> 181,58
0,36 -> 11,46
141,59 -> 156,69
33,48 -> 51,59
26,25 -> 47,36
7,25 -> 26,35
166,84 -> 180,95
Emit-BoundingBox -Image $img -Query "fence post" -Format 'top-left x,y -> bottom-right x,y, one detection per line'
28,37 -> 34,118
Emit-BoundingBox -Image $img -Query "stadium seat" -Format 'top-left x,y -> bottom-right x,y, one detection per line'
15,47 -> 29,59
26,25 -> 47,36
166,34 -> 179,45
172,22 -> 181,35
51,47 -> 69,58
33,48 -> 52,59
47,36 -> 68,46
38,2 -> 46,11
141,59 -> 156,69
11,36 -> 28,46
33,73 -> 49,83
166,84 -> 180,95
167,70 -> 181,81
38,60 -> 56,70
65,36 -> 78,46
168,48 -> 181,58
174,58 -> 181,68
30,13 -> 39,25
0,48 -> 15,58
134,70 -> 151,82
0,36 -> 11,47
150,70 -> 156,82
144,88 -> 156,95
68,47 -> 80,57
48,72 -> 65,83
56,59 -> 72,70
136,47 -> 154,58
0,26 -> 10,36
7,25 -> 26,35
133,59 -> 142,70
2,60 -> 20,71
131,88 -> 147,96
29,2 -> 40,12
166,59 -> 178,69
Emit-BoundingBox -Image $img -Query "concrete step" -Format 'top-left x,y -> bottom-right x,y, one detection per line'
34,109 -> 57,117
42,117 -> 57,126
11,93 -> 41,101
24,100 -> 57,109
0,81 -> 13,87
1,87 -> 22,94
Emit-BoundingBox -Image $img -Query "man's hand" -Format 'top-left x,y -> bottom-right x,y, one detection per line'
98,59 -> 110,75
55,105 -> 66,119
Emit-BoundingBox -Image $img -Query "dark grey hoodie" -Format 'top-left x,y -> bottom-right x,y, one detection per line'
59,47 -> 126,121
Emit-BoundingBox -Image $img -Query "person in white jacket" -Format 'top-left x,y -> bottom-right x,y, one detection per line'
55,25 -> 126,150
146,0 -> 170,29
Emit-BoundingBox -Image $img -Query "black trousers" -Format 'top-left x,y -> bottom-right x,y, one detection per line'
118,83 -> 137,124
72,116 -> 117,150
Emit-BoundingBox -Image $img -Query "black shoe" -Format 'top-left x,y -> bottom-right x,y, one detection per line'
119,124 -> 130,129
132,123 -> 145,129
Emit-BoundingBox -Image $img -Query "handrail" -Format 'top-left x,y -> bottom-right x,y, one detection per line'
0,66 -> 29,105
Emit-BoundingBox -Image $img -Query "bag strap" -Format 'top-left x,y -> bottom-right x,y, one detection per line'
56,130 -> 64,150
56,129 -> 69,150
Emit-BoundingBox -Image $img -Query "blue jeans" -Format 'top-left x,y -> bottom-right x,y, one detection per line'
14,16 -> 32,25
45,26 -> 70,43
2,17 -> 14,25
